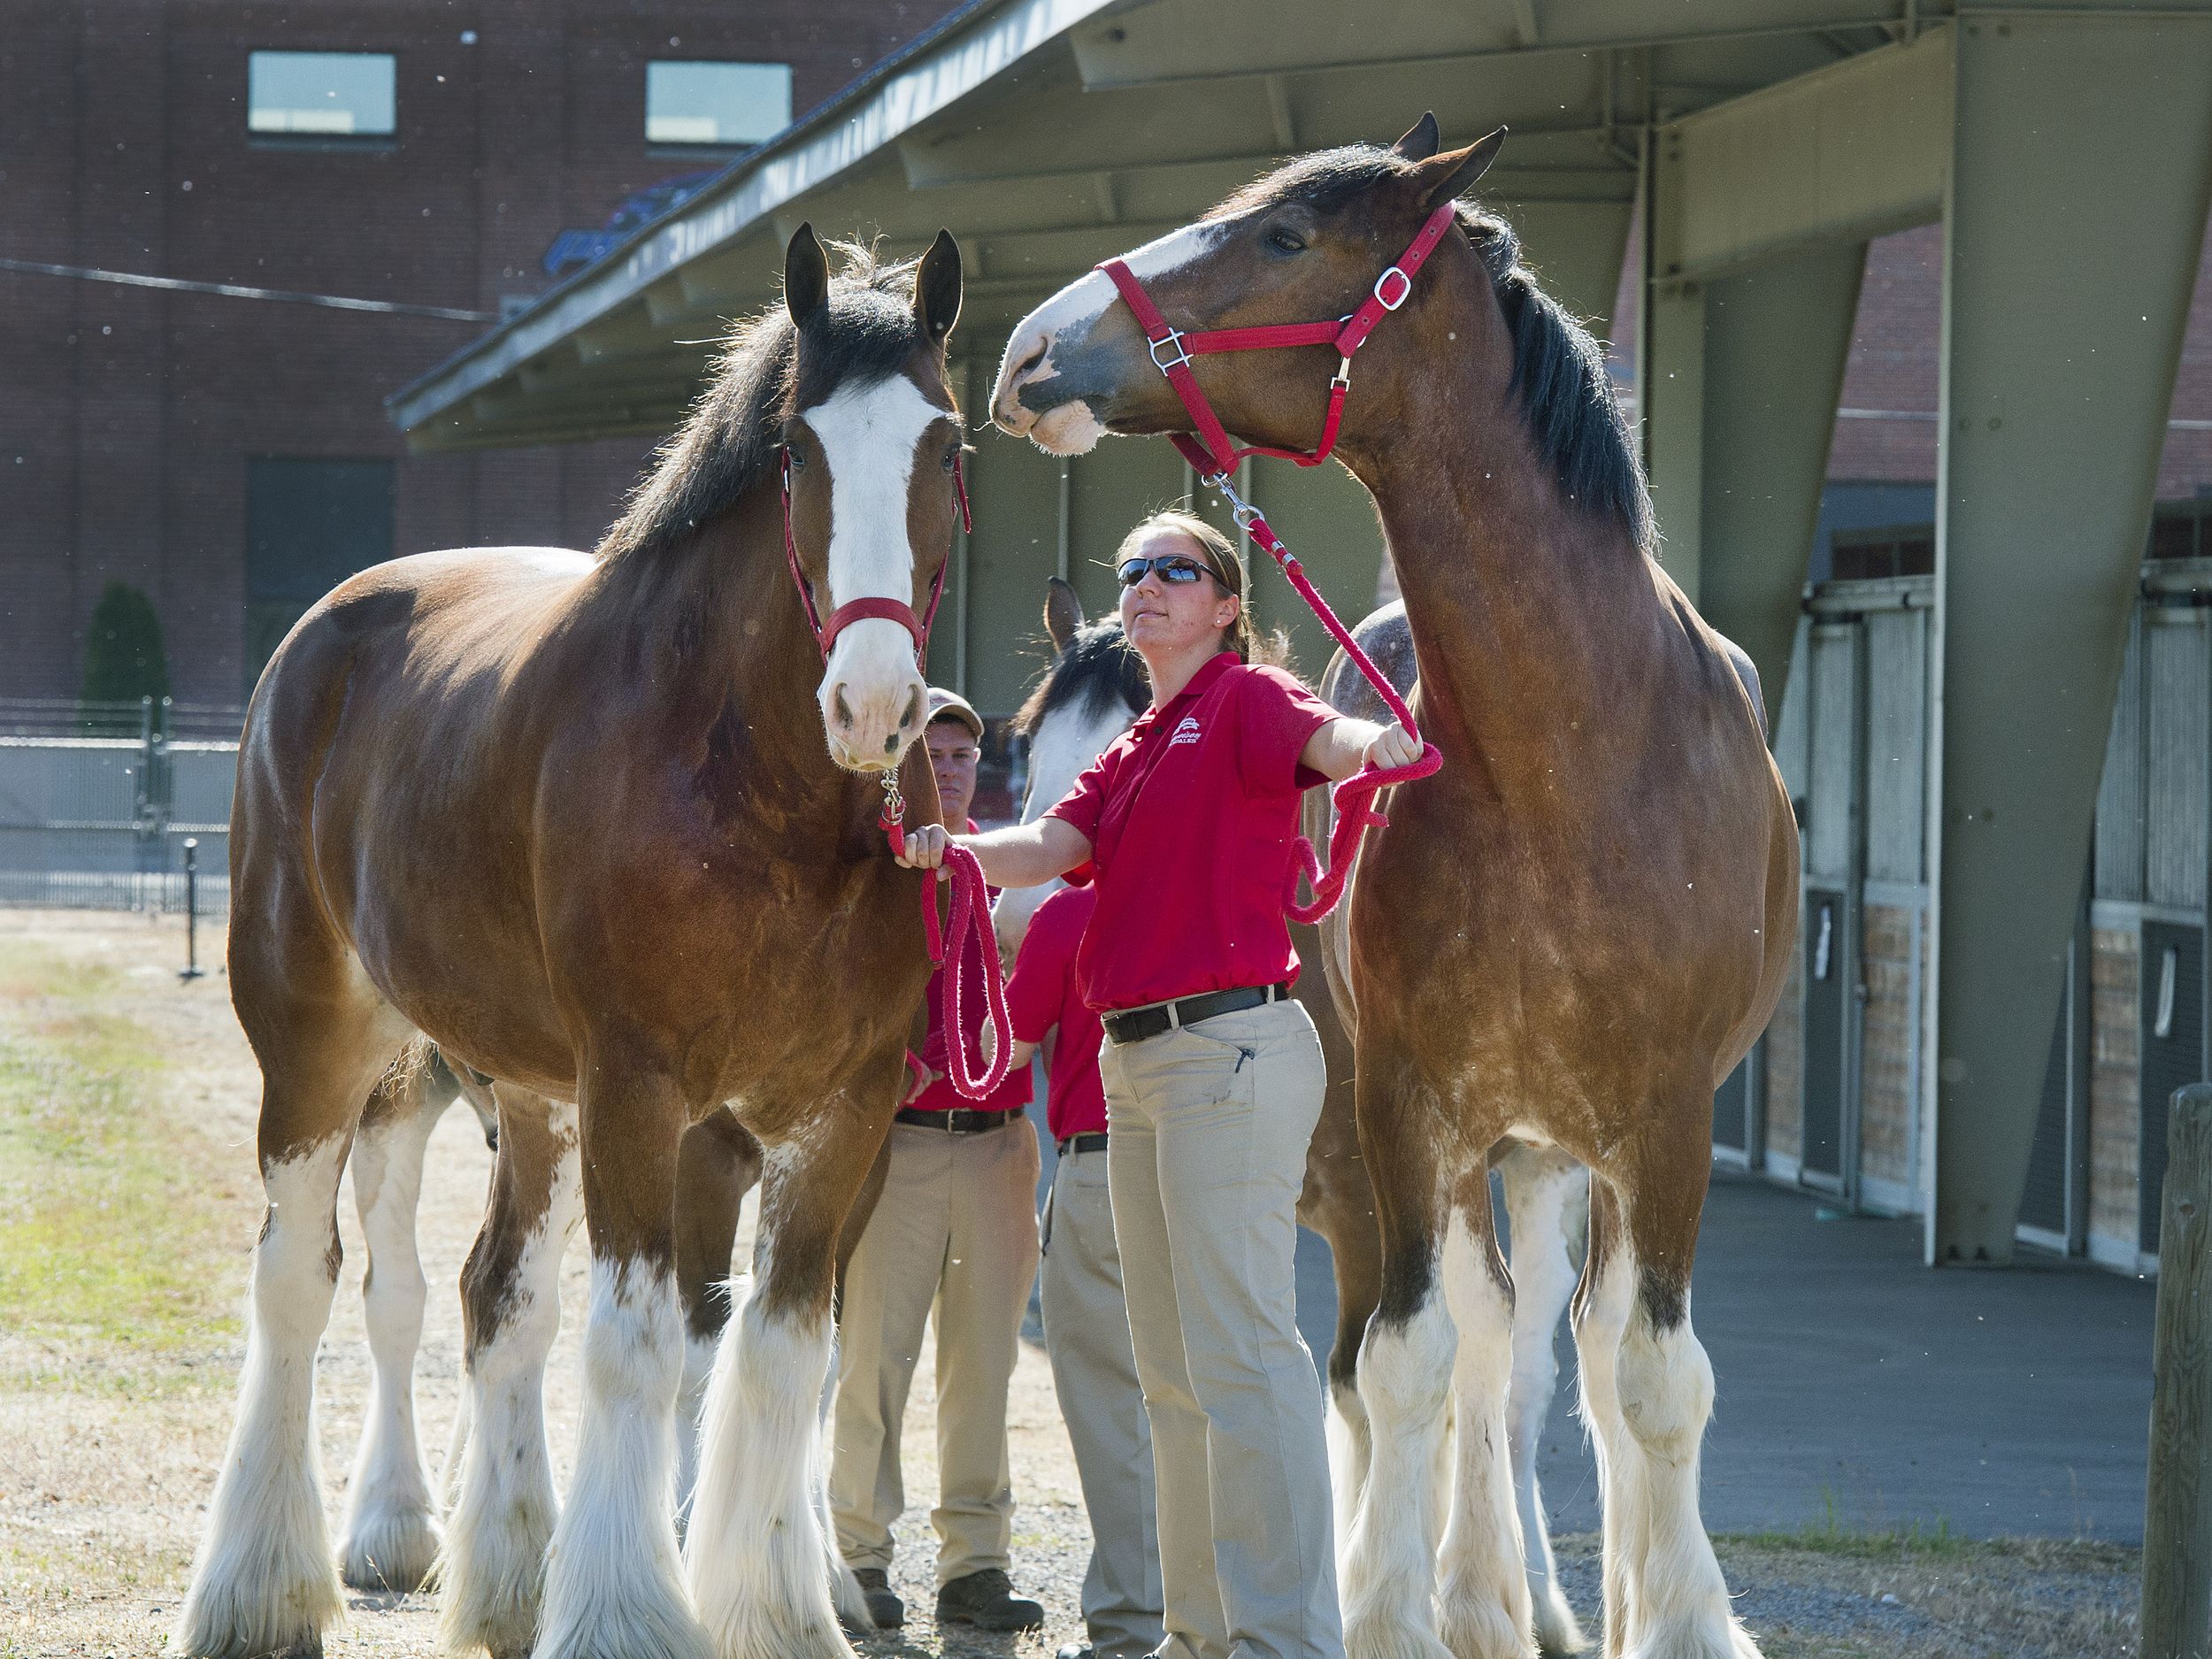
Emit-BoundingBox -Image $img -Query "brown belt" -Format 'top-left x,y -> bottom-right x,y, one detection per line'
1101,982 -> 1291,1046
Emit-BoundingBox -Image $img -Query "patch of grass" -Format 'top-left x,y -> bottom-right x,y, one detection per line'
0,942 -> 247,1390
1720,1486 -> 1977,1561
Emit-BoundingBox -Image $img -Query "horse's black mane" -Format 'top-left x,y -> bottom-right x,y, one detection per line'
1015,618 -> 1148,735
598,242 -> 932,564
1215,146 -> 1653,549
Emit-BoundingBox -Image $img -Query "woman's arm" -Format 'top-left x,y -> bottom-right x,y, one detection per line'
1299,715 -> 1422,783
892,815 -> 1093,888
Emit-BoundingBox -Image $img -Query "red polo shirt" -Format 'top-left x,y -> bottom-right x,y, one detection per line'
910,820 -> 1035,1116
1005,883 -> 1106,1139
1044,653 -> 1335,1011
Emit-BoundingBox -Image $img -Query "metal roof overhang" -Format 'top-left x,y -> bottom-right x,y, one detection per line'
388,0 -> 1935,452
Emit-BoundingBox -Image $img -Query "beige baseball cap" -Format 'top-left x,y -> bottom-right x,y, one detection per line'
924,687 -> 985,741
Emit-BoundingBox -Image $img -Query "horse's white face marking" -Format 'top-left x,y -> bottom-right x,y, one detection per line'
804,373 -> 950,770
993,220 -> 1232,453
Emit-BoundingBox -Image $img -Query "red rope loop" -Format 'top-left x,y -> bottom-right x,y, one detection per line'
882,807 -> 1015,1101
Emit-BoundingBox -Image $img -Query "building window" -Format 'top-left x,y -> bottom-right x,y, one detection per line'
245,457 -> 395,691
646,60 -> 790,148
248,51 -> 396,137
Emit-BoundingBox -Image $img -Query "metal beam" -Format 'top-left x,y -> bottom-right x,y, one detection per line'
1070,7 -> 1907,92
1652,26 -> 1950,283
1697,241 -> 1867,717
1927,12 -> 2212,1264
389,0 -> 1121,434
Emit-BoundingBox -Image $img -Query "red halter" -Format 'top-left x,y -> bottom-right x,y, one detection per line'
1095,200 -> 1462,480
1094,204 -> 1463,922
779,438 -> 1011,1101
780,444 -> 972,661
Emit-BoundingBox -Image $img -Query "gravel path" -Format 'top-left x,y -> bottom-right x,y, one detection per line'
0,911 -> 2139,1659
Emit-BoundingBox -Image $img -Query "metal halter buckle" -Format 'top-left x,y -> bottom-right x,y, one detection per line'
1373,266 -> 1413,311
1206,470 -> 1263,534
1148,329 -> 1193,373
1329,355 -> 1354,391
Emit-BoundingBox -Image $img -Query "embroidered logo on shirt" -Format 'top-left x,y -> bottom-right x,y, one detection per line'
1167,716 -> 1203,749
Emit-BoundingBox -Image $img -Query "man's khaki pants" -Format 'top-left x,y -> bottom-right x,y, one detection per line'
1099,998 -> 1341,1659
830,1118 -> 1041,1584
1041,1144 -> 1165,1659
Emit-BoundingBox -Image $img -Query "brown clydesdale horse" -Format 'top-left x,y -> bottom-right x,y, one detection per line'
175,228 -> 968,1659
990,120 -> 1795,1659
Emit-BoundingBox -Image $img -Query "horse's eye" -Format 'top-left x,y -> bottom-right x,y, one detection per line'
1267,228 -> 1306,255
788,448 -> 806,468
942,447 -> 959,472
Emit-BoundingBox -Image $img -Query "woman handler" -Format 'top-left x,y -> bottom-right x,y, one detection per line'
898,511 -> 1417,1659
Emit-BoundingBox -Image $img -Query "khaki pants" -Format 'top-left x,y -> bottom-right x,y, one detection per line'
1100,998 -> 1341,1659
1041,1145 -> 1165,1659
830,1118 -> 1041,1584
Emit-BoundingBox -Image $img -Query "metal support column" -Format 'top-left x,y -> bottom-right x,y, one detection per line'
1698,242 -> 1868,721
1928,14 -> 2212,1264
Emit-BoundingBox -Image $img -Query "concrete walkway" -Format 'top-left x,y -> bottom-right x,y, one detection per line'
1294,1167 -> 2156,1543
1029,1096 -> 2154,1542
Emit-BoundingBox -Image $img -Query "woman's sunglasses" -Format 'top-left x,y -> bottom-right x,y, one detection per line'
1118,555 -> 1225,588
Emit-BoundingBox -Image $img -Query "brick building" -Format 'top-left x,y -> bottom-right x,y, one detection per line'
0,0 -> 964,707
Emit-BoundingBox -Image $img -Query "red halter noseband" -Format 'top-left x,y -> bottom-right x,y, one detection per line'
1094,200 -> 1462,480
780,444 -> 972,662
1093,203 -> 1463,922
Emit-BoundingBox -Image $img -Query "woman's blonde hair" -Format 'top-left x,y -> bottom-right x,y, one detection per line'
1112,509 -> 1289,667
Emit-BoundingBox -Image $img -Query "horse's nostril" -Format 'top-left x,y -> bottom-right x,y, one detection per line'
898,687 -> 921,732
833,686 -> 855,729
1018,338 -> 1048,382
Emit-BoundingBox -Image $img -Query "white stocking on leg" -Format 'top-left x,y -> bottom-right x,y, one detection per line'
1502,1153 -> 1589,1656
339,1102 -> 442,1592
174,1135 -> 353,1658
1436,1205 -> 1535,1659
685,1279 -> 851,1659
1342,1287 -> 1457,1659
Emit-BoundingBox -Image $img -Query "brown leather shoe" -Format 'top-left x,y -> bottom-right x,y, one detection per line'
935,1568 -> 1044,1631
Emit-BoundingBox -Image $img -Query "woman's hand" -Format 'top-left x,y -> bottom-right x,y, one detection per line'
895,824 -> 951,871
1363,720 -> 1422,771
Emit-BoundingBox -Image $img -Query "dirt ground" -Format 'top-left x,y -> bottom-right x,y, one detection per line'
0,910 -> 2141,1659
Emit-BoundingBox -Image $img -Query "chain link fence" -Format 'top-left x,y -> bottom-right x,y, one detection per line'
0,696 -> 240,912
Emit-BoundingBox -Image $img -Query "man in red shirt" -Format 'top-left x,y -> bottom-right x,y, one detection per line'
829,689 -> 1045,1634
1003,881 -> 1164,1659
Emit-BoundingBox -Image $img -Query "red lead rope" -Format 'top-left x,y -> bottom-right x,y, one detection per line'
1095,206 -> 1460,922
780,445 -> 1011,1100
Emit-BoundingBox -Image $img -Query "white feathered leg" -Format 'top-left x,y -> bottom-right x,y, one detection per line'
1501,1149 -> 1589,1655
438,1101 -> 581,1659
686,1275 -> 853,1659
173,1134 -> 353,1658
1342,1283 -> 1457,1659
338,1098 -> 444,1593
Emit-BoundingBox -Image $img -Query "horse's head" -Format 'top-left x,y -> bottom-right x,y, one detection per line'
782,225 -> 967,771
991,116 -> 1502,459
993,578 -> 1146,961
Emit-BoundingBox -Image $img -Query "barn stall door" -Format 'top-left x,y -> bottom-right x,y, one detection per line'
1799,617 -> 1864,1195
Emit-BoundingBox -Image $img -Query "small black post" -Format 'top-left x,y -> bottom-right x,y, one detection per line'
179,837 -> 204,981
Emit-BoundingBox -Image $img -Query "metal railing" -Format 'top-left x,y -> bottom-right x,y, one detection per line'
0,695 -> 241,912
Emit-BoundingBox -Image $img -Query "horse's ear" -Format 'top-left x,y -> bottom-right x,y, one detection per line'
1410,127 -> 1505,213
915,229 -> 963,345
785,223 -> 829,326
1044,576 -> 1085,651
1392,112 -> 1440,162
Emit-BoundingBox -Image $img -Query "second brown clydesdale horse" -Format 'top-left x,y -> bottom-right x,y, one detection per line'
174,228 -> 971,1659
991,120 -> 1795,1659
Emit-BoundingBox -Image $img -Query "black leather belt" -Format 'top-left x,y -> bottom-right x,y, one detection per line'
895,1106 -> 1023,1133
1101,982 -> 1291,1046
1056,1132 -> 1110,1156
